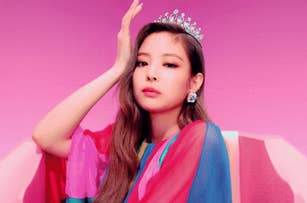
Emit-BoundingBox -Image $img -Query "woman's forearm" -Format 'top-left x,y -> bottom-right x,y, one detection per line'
32,66 -> 124,157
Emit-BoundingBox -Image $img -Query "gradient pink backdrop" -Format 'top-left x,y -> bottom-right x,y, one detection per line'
1,0 -> 306,158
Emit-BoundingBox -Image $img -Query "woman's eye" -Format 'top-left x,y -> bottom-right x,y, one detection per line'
135,61 -> 147,67
164,63 -> 178,68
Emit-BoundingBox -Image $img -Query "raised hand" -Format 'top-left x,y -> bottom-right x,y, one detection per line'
114,0 -> 143,72
32,0 -> 143,158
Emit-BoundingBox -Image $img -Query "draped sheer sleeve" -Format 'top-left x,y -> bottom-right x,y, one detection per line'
65,124 -> 113,200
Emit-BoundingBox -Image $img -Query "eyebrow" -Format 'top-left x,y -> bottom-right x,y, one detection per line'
137,52 -> 184,62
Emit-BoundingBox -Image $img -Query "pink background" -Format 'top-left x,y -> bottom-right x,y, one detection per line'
1,0 -> 306,158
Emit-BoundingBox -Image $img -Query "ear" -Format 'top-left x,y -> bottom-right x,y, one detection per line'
188,73 -> 204,93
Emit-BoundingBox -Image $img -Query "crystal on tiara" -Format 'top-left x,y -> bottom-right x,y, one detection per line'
154,9 -> 204,42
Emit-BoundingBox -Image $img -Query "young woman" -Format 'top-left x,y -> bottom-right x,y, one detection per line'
33,0 -> 232,202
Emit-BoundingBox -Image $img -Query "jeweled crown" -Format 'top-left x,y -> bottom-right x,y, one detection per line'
154,9 -> 204,42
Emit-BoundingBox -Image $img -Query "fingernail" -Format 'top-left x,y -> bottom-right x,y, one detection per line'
139,2 -> 143,7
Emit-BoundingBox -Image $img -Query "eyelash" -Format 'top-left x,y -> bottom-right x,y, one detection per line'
135,61 -> 148,67
164,63 -> 178,68
135,61 -> 178,68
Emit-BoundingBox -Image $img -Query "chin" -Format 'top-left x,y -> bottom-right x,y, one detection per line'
137,104 -> 163,113
138,102 -> 183,115
134,94 -> 184,114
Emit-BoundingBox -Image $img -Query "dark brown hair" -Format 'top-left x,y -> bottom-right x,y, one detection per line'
94,22 -> 210,203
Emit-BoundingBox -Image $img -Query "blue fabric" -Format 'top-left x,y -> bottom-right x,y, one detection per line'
159,133 -> 179,167
123,143 -> 156,203
66,121 -> 232,203
187,122 -> 232,203
66,197 -> 94,203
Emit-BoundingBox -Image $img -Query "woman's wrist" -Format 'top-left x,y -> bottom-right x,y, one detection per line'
111,62 -> 127,76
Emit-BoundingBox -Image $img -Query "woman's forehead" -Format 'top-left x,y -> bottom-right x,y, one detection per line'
138,32 -> 187,58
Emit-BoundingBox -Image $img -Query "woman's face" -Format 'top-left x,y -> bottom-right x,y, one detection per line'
132,31 -> 193,114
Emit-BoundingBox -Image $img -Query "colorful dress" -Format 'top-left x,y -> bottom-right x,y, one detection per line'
65,120 -> 232,202
2,121 -> 304,202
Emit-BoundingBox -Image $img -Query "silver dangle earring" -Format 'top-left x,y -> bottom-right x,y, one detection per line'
187,92 -> 197,103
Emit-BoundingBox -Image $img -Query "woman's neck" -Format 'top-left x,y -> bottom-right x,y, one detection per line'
149,109 -> 180,143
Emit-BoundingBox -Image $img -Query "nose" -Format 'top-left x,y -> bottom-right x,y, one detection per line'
146,65 -> 158,81
146,75 -> 157,81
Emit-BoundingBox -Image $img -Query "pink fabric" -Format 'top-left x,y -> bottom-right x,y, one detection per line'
65,126 -> 109,198
128,121 -> 207,203
138,134 -> 176,200
239,136 -> 294,203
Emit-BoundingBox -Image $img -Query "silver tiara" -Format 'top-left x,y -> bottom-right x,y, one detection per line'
154,9 -> 204,42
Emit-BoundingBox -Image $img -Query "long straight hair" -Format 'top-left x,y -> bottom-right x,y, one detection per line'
94,22 -> 210,203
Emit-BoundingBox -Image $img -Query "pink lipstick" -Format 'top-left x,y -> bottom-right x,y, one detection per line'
142,87 -> 161,97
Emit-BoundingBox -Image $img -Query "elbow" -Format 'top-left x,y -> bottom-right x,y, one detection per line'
32,133 -> 41,147
32,132 -> 44,150
32,129 -> 49,152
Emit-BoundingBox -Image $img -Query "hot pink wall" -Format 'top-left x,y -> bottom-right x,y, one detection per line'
1,0 -> 306,157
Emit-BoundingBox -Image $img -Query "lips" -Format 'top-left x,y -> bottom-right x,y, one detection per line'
142,87 -> 161,95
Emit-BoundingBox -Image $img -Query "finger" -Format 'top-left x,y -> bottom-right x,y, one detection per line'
125,1 -> 142,22
121,3 -> 143,31
131,3 -> 143,18
129,0 -> 139,10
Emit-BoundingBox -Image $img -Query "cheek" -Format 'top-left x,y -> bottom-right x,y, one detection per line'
132,70 -> 141,89
164,73 -> 191,92
161,78 -> 191,105
132,70 -> 143,99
